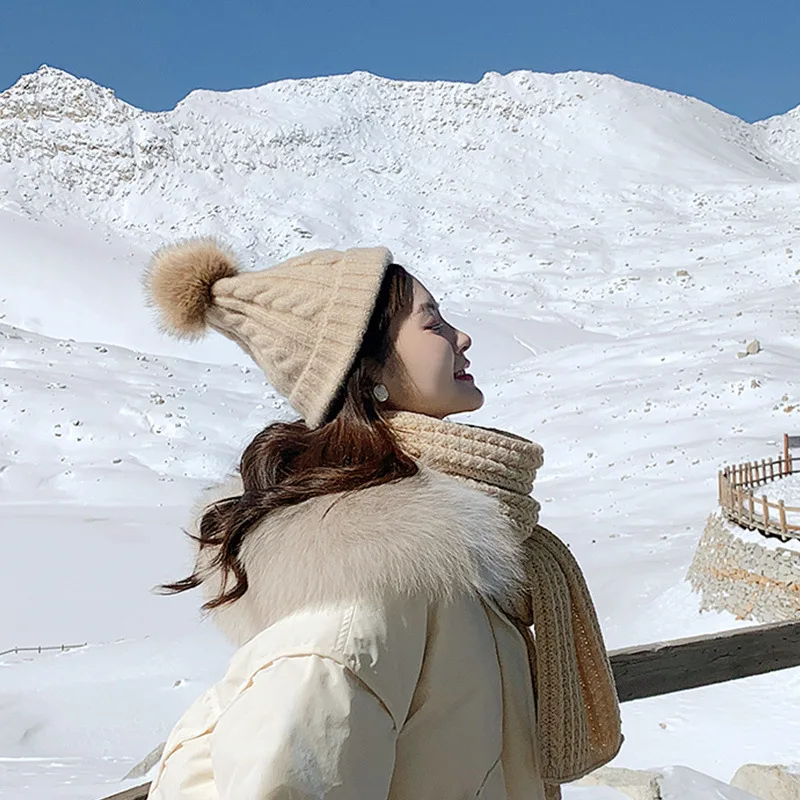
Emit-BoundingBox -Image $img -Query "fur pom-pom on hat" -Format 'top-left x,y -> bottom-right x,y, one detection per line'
143,237 -> 240,340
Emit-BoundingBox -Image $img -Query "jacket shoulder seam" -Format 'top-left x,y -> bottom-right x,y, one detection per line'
225,651 -> 400,731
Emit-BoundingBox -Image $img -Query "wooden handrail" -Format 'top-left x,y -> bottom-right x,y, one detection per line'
610,619 -> 800,701
718,454 -> 800,542
98,620 -> 800,800
724,489 -> 800,526
100,787 -> 149,800
721,456 -> 795,490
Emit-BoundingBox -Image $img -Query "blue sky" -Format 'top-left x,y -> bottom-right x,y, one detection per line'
1,0 -> 797,123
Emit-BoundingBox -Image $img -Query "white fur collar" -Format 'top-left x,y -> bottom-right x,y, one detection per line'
186,467 -> 526,646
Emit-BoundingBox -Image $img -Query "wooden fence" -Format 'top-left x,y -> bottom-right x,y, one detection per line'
0,642 -> 86,658
718,441 -> 800,542
99,620 -> 800,800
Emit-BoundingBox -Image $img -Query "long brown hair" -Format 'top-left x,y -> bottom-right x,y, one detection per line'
157,263 -> 418,610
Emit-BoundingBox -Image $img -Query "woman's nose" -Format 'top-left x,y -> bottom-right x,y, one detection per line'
456,329 -> 472,353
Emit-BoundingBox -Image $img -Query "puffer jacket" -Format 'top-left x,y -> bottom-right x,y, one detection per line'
147,466 -> 546,800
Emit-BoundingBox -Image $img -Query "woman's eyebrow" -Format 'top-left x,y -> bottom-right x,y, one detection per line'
415,300 -> 440,317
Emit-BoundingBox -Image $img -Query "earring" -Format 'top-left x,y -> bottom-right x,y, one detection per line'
372,383 -> 389,402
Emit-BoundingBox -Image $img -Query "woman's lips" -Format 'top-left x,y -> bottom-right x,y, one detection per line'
455,373 -> 474,382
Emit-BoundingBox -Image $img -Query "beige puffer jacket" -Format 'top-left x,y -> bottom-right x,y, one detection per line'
147,467 -> 546,800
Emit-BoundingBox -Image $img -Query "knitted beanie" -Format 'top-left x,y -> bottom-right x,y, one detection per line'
143,237 -> 393,428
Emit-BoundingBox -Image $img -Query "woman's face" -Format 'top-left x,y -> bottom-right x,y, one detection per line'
380,277 -> 483,418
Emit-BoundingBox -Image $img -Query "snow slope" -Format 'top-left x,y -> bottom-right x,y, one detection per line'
2,65 -> 800,798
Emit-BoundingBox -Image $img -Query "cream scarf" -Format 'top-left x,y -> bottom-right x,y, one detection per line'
386,411 -> 623,797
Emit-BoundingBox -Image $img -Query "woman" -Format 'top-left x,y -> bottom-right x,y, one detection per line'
142,239 -> 622,800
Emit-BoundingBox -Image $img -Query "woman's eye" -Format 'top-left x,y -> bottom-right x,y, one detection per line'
427,322 -> 445,332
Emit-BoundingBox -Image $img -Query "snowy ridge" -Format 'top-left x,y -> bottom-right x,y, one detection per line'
2,66 -> 800,798
1,65 -> 799,244
756,104 -> 800,166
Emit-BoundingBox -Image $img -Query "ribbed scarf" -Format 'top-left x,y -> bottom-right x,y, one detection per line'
385,411 -> 623,797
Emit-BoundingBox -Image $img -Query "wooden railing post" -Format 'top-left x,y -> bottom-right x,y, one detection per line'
785,433 -> 790,474
779,500 -> 788,537
762,495 -> 769,528
748,491 -> 755,526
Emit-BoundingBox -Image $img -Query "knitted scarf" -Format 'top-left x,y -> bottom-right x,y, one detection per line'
385,411 -> 623,798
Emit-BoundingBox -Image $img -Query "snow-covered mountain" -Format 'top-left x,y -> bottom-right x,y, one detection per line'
3,65 -> 800,352
3,65 -> 800,244
2,66 -> 800,799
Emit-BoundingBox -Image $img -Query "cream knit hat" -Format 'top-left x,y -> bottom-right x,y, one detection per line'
143,238 -> 393,428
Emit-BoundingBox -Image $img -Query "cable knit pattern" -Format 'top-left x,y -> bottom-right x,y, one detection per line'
387,410 -> 543,524
144,238 -> 393,428
386,411 -> 623,797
